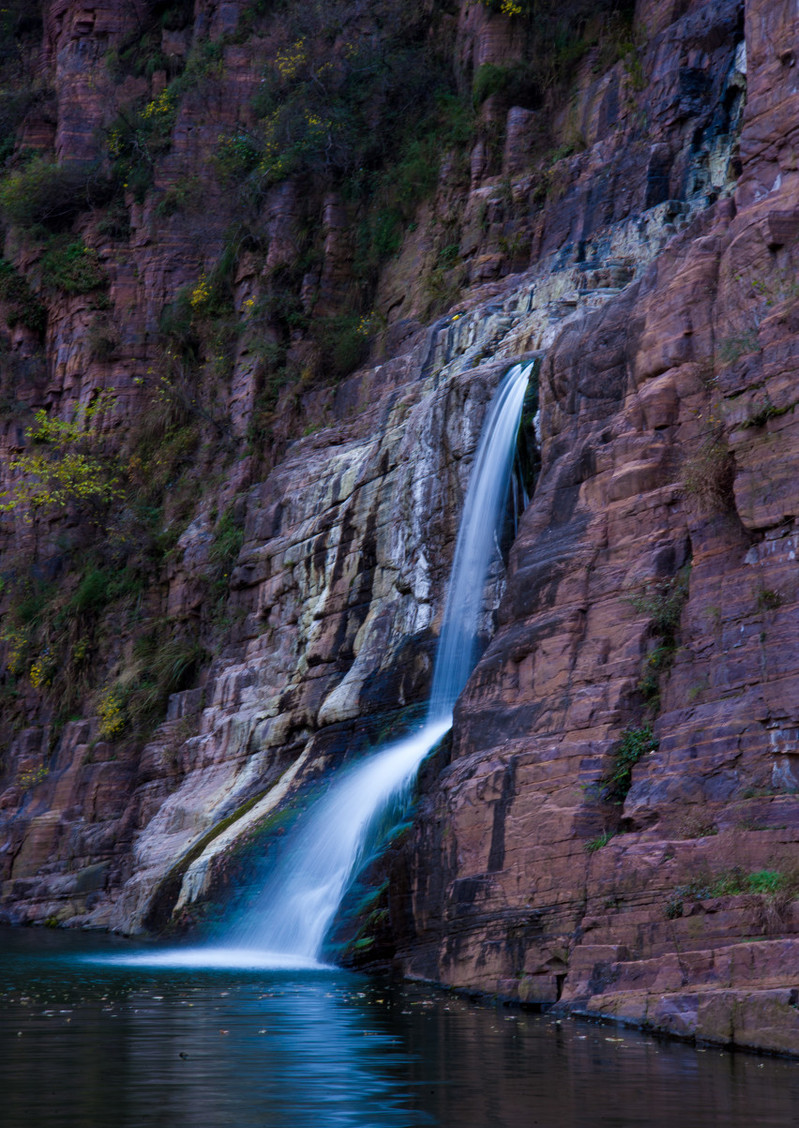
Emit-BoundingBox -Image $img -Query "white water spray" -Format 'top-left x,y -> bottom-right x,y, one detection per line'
428,364 -> 532,719
228,716 -> 453,959
108,363 -> 531,970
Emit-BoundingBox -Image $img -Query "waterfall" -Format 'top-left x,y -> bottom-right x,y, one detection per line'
222,362 -> 532,964
427,365 -> 532,720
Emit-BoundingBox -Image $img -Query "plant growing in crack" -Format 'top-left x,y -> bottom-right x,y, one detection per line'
626,565 -> 690,708
599,724 -> 657,805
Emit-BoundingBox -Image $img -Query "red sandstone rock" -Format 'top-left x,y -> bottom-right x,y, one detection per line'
394,0 -> 799,1057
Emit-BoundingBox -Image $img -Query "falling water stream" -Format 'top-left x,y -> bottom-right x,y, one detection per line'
106,361 -> 532,970
228,361 -> 532,964
220,361 -> 532,964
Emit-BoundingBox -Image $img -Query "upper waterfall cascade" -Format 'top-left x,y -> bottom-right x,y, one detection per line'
428,364 -> 534,719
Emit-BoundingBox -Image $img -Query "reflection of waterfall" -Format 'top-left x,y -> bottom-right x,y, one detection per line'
226,362 -> 532,964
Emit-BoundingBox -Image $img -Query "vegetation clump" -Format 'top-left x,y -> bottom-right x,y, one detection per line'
18,764 -> 49,790
626,566 -> 690,707
585,829 -> 615,853
40,239 -> 106,295
682,436 -> 735,514
665,868 -> 799,921
0,157 -> 112,233
0,395 -> 120,519
97,636 -> 206,743
0,258 -> 46,333
207,504 -> 245,609
599,724 -> 656,805
476,0 -> 639,94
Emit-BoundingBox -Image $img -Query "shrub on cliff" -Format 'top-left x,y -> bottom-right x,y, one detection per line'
600,724 -> 656,805
626,565 -> 691,706
248,21 -> 454,193
0,258 -> 46,333
106,92 -> 178,202
40,239 -> 107,295
477,0 -> 638,92
682,435 -> 735,514
0,395 -> 121,520
96,635 -> 207,742
473,62 -> 540,108
0,158 -> 113,233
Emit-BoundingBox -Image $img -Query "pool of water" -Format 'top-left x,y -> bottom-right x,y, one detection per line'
1,928 -> 797,1128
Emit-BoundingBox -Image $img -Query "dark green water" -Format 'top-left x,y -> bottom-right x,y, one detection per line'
1,929 -> 797,1128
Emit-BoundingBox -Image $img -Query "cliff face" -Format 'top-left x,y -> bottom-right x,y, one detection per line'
0,0 -> 797,1054
400,0 -> 799,1056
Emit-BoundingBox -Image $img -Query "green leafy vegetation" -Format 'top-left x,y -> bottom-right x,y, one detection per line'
626,566 -> 690,707
96,201 -> 131,241
149,239 -> 244,439
742,394 -> 789,430
223,7 -> 475,336
106,90 -> 178,202
717,330 -> 759,365
206,504 -> 245,608
747,869 -> 789,895
213,133 -> 261,183
585,829 -> 615,853
473,61 -> 542,108
63,563 -> 144,619
349,93 -> 474,285
599,724 -> 656,805
754,585 -> 784,612
98,634 -> 206,742
155,174 -> 204,217
0,157 -> 112,233
0,395 -> 121,518
0,258 -> 46,333
247,18 -> 449,191
665,868 -> 799,920
628,568 -> 690,638
40,239 -> 106,294
0,529 -> 206,736
313,313 -> 372,381
477,0 -> 638,93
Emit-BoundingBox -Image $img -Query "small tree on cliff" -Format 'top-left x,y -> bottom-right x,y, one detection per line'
0,394 -> 121,521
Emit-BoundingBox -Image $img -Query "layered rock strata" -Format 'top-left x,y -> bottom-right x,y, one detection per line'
398,0 -> 799,1057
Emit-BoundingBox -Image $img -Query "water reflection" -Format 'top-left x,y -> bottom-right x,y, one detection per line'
0,929 -> 797,1128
